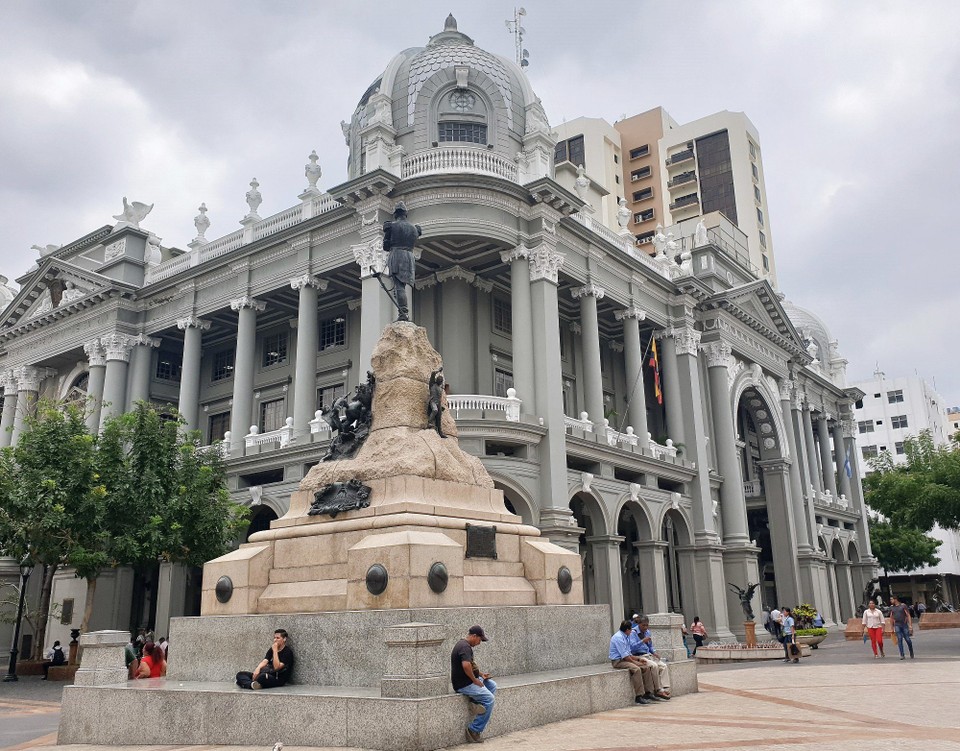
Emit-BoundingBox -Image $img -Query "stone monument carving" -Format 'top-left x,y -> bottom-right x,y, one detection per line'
856,577 -> 881,616
728,581 -> 758,621
308,479 -> 372,518
427,367 -> 446,438
381,201 -> 421,322
320,371 -> 376,461
694,219 -> 708,247
573,164 -> 590,203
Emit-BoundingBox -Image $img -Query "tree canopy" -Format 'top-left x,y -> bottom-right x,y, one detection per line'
864,430 -> 960,531
868,517 -> 941,574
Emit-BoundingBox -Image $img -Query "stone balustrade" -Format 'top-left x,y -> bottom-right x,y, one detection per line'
564,412 -> 594,433
401,146 -> 519,182
244,417 -> 294,450
446,389 -> 521,422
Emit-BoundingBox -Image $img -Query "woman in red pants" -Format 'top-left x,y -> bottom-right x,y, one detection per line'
861,600 -> 886,658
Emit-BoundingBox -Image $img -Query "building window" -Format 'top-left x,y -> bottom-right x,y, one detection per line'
319,315 -> 346,350
613,153 -> 619,164
317,383 -> 346,411
630,166 -> 652,181
891,414 -> 909,429
615,174 -> 620,184
208,411 -> 231,443
636,230 -> 655,244
895,441 -> 905,455
259,398 -> 285,432
759,230 -> 767,248
858,420 -> 874,434
493,298 -> 512,335
637,208 -> 655,222
494,368 -> 514,398
762,255 -> 770,271
629,145 -> 650,159
438,121 -> 487,144
695,130 -> 737,225
887,389 -> 904,403
754,185 -> 762,202
862,445 -> 878,459
756,207 -> 764,227
749,141 -> 757,159
554,135 -> 585,168
632,187 -> 653,202
751,163 -> 759,180
855,398 -> 864,409
212,349 -> 235,382
262,331 -> 288,368
156,352 -> 182,382
559,324 -> 568,360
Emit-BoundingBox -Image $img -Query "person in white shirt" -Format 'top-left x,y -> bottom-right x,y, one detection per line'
861,600 -> 886,658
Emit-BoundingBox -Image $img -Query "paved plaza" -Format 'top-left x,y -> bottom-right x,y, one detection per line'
1,627 -> 958,751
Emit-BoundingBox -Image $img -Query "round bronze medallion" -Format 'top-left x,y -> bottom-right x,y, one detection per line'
366,564 -> 389,596
557,566 -> 573,594
215,576 -> 234,603
428,562 -> 449,593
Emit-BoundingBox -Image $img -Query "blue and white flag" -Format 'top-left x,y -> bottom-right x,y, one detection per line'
844,445 -> 853,478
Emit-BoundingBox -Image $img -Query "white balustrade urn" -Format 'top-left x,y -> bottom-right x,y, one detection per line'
245,178 -> 262,219
564,412 -> 594,433
145,233 -> 162,266
193,203 -> 210,242
304,150 -> 322,191
245,417 -> 294,449
310,410 -> 332,435
112,197 -> 153,230
616,197 -> 630,229
230,296 -> 266,312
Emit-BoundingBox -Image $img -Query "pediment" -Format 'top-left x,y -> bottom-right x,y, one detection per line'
704,279 -> 807,356
0,257 -> 134,332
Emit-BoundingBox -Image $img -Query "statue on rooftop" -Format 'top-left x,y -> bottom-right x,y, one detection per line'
694,219 -> 708,247
112,196 -> 154,229
381,201 -> 421,322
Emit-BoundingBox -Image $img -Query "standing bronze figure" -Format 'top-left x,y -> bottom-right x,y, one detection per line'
428,368 -> 446,438
728,582 -> 759,621
382,201 -> 421,322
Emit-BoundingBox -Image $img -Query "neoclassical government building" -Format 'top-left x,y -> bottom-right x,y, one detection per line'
1,16 -> 874,647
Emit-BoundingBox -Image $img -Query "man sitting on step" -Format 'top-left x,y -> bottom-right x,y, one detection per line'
451,625 -> 497,744
236,629 -> 295,690
630,614 -> 671,699
609,620 -> 663,705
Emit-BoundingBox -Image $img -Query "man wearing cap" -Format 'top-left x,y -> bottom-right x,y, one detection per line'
451,625 -> 496,743
381,201 -> 421,322
610,620 -> 661,705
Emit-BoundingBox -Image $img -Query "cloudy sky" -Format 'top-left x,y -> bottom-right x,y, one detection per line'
2,1 -> 958,402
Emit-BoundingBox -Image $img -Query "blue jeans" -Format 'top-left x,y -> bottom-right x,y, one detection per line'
457,678 -> 497,734
894,624 -> 914,656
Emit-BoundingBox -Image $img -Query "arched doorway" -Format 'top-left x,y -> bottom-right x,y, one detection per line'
64,372 -> 89,407
570,492 -> 608,606
617,501 -> 654,616
830,538 -> 853,621
662,508 -> 692,616
737,385 -> 801,609
245,505 -> 278,542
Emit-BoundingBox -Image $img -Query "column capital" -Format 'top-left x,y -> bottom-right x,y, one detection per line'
700,340 -> 733,369
571,283 -> 605,300
1,369 -> 18,391
101,333 -> 134,362
841,418 -> 857,438
657,326 -> 700,356
290,274 -> 328,291
499,246 -> 529,264
176,316 -> 212,331
528,244 -> 565,284
230,296 -> 266,312
130,334 -> 161,348
14,365 -> 48,392
778,379 -> 795,401
614,306 -> 646,322
352,238 -> 387,278
569,321 -> 582,335
435,265 -> 476,285
84,340 -> 107,367
609,341 -> 624,353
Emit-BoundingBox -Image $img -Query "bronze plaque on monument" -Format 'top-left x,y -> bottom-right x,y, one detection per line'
465,524 -> 497,559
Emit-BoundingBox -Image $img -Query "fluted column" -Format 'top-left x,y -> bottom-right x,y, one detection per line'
229,297 -> 265,455
841,414 -> 874,558
702,341 -> 749,545
291,275 -> 327,440
573,283 -> 605,427
817,414 -> 838,498
0,370 -> 18,447
126,334 -> 161,410
801,402 -> 823,495
780,381 -> 812,552
500,248 -> 535,413
617,307 -> 649,440
176,316 -> 210,433
10,366 -> 41,445
100,334 -> 133,427
83,340 -> 107,433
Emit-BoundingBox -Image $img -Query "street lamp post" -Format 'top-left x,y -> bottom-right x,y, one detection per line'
3,557 -> 34,682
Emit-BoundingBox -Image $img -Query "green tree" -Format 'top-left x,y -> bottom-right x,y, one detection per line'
868,518 -> 941,574
864,431 -> 960,531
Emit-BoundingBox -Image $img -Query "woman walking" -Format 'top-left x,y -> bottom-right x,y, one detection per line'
690,617 -> 707,655
861,600 -> 886,658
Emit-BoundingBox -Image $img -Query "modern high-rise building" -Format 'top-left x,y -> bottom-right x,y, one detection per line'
851,372 -> 960,607
615,108 -> 776,284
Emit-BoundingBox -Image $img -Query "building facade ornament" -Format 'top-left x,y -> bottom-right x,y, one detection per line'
609,341 -> 624,353
101,333 -> 134,362
130,334 -> 162,348
435,265 -> 476,285
290,275 -> 329,292
499,246 -> 530,264
571,283 -> 605,300
352,238 -> 387,279
104,237 -> 127,261
14,366 -> 41,392
657,326 -> 701,356
1,369 -> 17,392
245,178 -> 263,219
304,150 -> 322,191
193,203 -> 210,242
230,296 -> 266,312
779,379 -> 795,402
614,307 -> 646,322
569,322 -> 582,335
842,418 -> 857,439
84,340 -> 107,367
700,341 -> 733,369
528,244 -> 565,284
176,316 -> 212,331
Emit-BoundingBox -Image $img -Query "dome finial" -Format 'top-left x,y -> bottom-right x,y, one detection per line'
444,13 -> 457,31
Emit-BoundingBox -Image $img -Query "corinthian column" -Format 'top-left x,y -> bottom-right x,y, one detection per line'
817,414 -> 838,498
176,316 -> 211,433
616,307 -> 648,440
572,283 -> 605,428
291,275 -> 327,440
0,370 -> 18,447
229,297 -> 265,455
10,366 -> 41,445
100,333 -> 134,427
127,334 -> 161,410
500,248 -> 535,412
83,340 -> 107,433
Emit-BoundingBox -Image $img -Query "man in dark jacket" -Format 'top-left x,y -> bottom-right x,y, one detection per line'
382,201 -> 421,321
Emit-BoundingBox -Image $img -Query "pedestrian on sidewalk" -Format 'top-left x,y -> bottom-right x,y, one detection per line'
862,600 -> 886,658
690,617 -> 707,654
889,596 -> 915,659
781,607 -> 799,663
680,622 -> 692,658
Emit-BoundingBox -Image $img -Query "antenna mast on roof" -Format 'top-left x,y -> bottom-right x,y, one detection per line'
505,7 -> 530,68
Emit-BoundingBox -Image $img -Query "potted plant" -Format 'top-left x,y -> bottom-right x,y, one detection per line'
792,603 -> 828,647
795,627 -> 828,647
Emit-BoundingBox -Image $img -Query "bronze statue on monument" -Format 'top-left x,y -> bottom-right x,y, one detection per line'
380,201 -> 421,322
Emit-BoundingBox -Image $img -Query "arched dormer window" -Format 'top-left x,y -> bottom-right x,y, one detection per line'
436,87 -> 489,145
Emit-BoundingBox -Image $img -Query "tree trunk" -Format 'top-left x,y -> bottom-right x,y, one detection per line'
80,576 -> 98,634
31,564 -> 57,661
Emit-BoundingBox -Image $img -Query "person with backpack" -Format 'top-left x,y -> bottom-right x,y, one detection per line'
41,640 -> 66,680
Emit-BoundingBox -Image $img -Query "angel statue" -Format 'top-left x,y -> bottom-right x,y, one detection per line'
728,581 -> 759,621
113,196 -> 154,229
